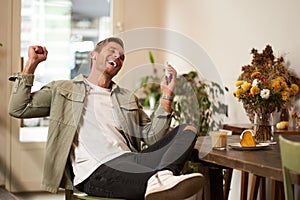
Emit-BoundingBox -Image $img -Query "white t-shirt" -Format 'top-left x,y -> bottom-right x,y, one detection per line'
70,79 -> 130,185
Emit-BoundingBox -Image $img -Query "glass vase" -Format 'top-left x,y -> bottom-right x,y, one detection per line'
253,112 -> 274,143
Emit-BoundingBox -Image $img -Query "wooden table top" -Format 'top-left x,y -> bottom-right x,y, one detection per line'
195,135 -> 300,183
222,124 -> 300,135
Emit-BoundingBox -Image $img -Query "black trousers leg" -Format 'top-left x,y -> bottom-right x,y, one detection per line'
78,125 -> 197,199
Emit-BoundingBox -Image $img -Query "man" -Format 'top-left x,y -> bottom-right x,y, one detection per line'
8,37 -> 204,200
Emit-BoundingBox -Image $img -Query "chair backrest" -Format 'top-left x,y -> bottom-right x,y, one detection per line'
279,135 -> 300,200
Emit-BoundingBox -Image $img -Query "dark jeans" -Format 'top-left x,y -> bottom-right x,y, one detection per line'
77,125 -> 197,200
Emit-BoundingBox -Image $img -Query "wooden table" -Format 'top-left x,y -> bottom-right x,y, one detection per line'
194,134 -> 300,200
222,124 -> 300,135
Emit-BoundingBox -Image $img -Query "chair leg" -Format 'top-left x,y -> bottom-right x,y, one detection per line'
260,177 -> 266,200
277,181 -> 285,200
65,189 -> 74,200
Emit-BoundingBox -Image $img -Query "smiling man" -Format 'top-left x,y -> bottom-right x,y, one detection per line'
8,37 -> 204,200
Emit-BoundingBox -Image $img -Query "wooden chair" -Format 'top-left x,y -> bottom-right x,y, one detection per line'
279,135 -> 300,200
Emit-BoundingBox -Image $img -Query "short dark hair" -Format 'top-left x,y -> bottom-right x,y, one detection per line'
94,37 -> 124,52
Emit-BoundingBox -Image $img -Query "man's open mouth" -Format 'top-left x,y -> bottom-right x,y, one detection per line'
108,60 -> 117,67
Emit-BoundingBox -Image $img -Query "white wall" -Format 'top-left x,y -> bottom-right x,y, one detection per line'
122,0 -> 164,29
118,0 -> 300,124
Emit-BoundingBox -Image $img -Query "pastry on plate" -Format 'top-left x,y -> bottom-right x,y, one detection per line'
240,130 -> 256,147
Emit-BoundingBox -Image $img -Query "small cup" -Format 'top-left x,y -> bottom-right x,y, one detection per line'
210,131 -> 227,150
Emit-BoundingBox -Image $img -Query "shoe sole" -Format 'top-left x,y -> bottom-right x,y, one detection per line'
145,175 -> 204,200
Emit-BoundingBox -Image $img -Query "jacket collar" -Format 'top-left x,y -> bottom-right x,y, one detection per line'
72,74 -> 120,93
73,74 -> 86,83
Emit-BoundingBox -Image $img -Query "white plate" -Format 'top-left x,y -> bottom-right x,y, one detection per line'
228,142 -> 270,151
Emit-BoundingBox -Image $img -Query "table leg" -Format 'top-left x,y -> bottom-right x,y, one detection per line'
209,167 -> 224,200
240,171 -> 249,200
249,175 -> 261,200
271,180 -> 284,200
198,163 -> 224,200
198,163 -> 210,200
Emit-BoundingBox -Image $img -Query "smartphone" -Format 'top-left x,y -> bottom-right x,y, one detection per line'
165,62 -> 172,84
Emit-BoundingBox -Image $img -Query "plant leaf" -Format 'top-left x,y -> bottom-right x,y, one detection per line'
148,51 -> 155,64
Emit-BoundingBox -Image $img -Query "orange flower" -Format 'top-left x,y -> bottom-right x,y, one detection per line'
270,79 -> 281,93
235,88 -> 243,99
281,91 -> 290,101
281,81 -> 288,90
251,71 -> 261,79
241,83 -> 251,91
290,84 -> 299,96
250,86 -> 260,95
235,80 -> 244,87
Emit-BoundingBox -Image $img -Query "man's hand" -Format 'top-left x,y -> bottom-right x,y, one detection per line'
160,64 -> 177,113
161,64 -> 177,96
22,45 -> 48,74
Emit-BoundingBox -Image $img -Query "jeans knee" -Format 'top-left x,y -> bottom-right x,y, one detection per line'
183,124 -> 197,134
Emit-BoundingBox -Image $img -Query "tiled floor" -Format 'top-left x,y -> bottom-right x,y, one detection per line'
0,187 -> 18,200
13,191 -> 64,200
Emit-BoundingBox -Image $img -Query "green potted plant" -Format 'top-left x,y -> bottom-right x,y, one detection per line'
136,51 -> 228,135
174,71 -> 228,174
135,51 -> 162,111
173,71 -> 228,136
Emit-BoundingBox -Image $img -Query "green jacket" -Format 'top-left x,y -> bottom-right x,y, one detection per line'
8,73 -> 172,193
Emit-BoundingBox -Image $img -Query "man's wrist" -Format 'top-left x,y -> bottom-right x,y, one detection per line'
22,60 -> 38,74
161,94 -> 174,101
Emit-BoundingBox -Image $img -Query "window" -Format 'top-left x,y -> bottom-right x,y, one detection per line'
20,0 -> 111,141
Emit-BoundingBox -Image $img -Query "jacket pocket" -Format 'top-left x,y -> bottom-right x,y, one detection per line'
119,100 -> 142,131
58,88 -> 85,102
50,88 -> 85,126
119,100 -> 139,111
